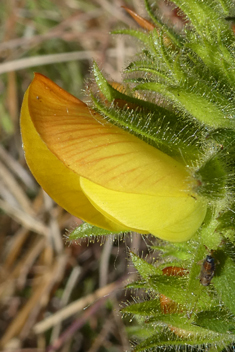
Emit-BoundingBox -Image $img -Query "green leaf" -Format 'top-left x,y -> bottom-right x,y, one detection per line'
150,30 -> 179,80
91,88 -> 204,163
92,62 -> 115,102
149,275 -> 187,304
187,39 -> 235,86
93,61 -> 168,109
171,0 -> 230,36
132,331 -> 180,352
195,154 -> 227,200
133,332 -> 232,352
151,242 -> 192,261
126,63 -> 172,83
124,304 -> 210,338
122,299 -> 161,316
207,128 -> 235,147
194,310 -> 235,334
213,247 -> 235,315
135,82 -> 235,129
126,325 -> 156,340
130,252 -> 162,280
68,222 -> 126,240
131,326 -> 232,351
112,29 -> 150,45
144,0 -> 182,47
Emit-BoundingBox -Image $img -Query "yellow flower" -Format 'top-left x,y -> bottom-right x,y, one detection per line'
20,73 -> 207,242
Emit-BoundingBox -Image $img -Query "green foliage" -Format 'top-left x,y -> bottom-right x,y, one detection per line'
68,0 -> 235,350
92,63 -> 205,164
194,310 -> 235,334
213,245 -> 235,315
124,240 -> 235,350
68,222 -> 127,240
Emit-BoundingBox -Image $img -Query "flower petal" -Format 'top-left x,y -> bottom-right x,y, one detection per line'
20,88 -> 129,232
80,176 -> 207,242
28,73 -> 196,199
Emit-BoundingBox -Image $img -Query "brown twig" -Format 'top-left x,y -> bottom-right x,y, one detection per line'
34,274 -> 131,334
87,312 -> 115,352
99,237 -> 113,288
0,48 -> 136,75
0,145 -> 37,192
0,199 -> 49,236
46,298 -> 106,352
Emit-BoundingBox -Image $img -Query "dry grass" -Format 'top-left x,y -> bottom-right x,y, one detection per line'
0,0 -> 179,350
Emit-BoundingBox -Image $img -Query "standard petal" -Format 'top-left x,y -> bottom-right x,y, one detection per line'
20,88 -> 129,232
80,176 -> 207,242
28,73 -> 196,198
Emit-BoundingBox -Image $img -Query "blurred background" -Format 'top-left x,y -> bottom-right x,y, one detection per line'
0,1 -> 181,351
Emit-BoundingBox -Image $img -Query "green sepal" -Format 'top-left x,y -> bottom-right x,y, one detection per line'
68,222 -> 127,240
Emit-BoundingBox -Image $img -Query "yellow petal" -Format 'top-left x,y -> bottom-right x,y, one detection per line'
20,88 -> 129,232
80,176 -> 207,242
28,74 -> 196,199
22,73 -> 207,241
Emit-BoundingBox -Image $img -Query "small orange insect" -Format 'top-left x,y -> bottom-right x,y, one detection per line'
199,255 -> 215,286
